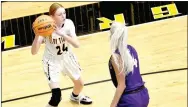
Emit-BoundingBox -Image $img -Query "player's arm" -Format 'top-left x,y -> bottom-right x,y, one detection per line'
31,35 -> 44,55
110,54 -> 126,107
55,20 -> 80,48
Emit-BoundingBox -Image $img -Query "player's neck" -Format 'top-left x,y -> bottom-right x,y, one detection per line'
56,21 -> 65,28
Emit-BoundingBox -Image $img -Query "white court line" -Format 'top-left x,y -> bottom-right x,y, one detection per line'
2,15 -> 186,53
129,15 -> 187,28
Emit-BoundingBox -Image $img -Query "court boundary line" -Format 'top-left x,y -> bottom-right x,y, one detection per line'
2,15 -> 186,53
2,67 -> 187,103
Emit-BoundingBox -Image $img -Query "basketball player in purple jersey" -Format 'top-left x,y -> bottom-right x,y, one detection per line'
108,22 -> 150,107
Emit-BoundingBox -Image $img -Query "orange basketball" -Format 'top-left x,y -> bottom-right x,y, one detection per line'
33,15 -> 56,37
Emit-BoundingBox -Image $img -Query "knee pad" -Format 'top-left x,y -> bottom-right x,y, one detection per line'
49,88 -> 62,106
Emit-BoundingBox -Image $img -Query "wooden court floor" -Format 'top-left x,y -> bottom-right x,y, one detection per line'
2,2 -> 98,21
2,15 -> 187,107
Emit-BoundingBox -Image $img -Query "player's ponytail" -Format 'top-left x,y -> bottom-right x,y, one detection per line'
110,22 -> 134,75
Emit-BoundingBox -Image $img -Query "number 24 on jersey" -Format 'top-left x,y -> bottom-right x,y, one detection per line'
56,43 -> 68,55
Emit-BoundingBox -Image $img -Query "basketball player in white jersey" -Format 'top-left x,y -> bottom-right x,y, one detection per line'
31,3 -> 92,107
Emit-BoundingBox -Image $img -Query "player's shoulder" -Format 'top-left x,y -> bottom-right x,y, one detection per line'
65,19 -> 74,25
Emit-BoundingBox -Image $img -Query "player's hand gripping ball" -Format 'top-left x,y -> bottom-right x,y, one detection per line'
32,15 -> 56,37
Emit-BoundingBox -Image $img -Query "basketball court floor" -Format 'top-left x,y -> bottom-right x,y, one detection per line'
2,15 -> 187,107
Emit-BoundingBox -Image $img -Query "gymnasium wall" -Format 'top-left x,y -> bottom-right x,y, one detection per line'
1,1 -> 187,51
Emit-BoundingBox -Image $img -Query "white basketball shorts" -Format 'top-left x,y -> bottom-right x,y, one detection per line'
42,52 -> 82,83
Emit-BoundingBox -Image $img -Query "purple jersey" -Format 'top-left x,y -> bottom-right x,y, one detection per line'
109,45 -> 149,107
109,45 -> 145,92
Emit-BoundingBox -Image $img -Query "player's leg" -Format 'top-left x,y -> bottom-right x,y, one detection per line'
62,53 -> 92,104
46,87 -> 61,107
71,77 -> 84,96
43,59 -> 62,107
70,77 -> 92,104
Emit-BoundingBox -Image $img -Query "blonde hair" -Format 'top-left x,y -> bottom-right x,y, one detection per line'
110,22 -> 134,75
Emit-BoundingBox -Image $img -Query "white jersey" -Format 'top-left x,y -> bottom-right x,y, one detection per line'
43,19 -> 76,59
42,19 -> 82,81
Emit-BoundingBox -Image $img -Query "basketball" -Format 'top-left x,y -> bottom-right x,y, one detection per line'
32,15 -> 56,37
